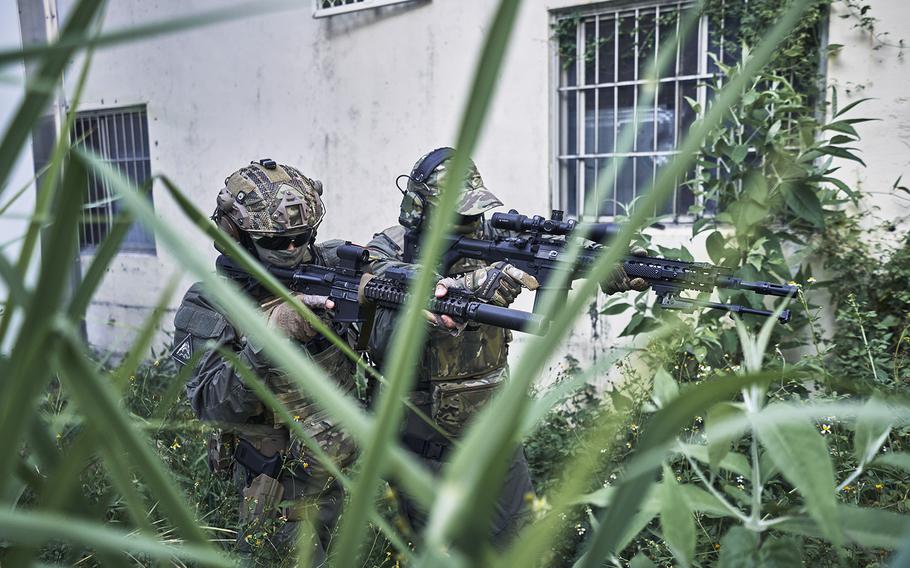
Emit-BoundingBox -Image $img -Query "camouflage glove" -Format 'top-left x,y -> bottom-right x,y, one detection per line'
438,262 -> 540,307
266,293 -> 331,343
600,246 -> 649,295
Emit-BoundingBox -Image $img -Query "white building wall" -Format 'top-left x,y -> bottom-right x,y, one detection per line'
826,0 -> 910,229
8,0 -> 905,370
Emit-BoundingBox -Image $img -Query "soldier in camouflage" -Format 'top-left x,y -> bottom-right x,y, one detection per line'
366,148 -> 647,546
171,159 -> 357,566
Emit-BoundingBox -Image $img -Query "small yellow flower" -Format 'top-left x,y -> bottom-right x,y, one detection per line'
303,462 -> 309,469
875,483 -> 884,491
129,375 -> 136,382
293,415 -> 301,421
170,437 -> 181,449
842,485 -> 852,492
714,543 -> 721,551
153,359 -> 160,367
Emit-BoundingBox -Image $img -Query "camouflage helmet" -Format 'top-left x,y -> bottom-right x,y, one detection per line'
400,148 -> 502,228
216,158 -> 325,236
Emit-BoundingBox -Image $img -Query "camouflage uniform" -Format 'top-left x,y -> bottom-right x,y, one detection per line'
172,160 -> 356,566
367,151 -> 534,545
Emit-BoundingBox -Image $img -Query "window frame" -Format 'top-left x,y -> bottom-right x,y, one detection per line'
71,104 -> 156,255
313,0 -> 421,18
550,0 -> 716,223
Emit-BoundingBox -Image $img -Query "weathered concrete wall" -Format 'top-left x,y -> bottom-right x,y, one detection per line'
827,0 -> 910,229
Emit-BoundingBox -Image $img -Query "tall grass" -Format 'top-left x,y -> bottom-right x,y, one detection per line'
1,1 -> 908,567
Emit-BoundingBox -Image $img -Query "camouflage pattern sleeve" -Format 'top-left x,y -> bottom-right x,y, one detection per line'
173,284 -> 270,423
364,226 -> 456,363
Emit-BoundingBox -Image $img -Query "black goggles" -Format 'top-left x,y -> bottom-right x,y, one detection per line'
253,231 -> 313,250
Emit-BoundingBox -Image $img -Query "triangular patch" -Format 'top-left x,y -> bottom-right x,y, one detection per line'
171,335 -> 192,365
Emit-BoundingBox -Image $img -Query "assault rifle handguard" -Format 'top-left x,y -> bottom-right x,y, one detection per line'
403,210 -> 796,324
260,243 -> 549,343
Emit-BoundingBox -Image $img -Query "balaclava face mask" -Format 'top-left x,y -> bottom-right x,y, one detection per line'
253,242 -> 312,268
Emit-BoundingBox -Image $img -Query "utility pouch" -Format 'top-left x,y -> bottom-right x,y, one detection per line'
431,373 -> 506,437
207,431 -> 236,477
234,438 -> 283,479
240,473 -> 284,524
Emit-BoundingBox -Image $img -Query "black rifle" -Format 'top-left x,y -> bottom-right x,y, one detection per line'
219,243 -> 548,343
403,210 -> 796,323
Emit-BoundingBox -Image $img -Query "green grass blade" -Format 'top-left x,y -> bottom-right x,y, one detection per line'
0,10 -> 100,347
0,0 -> 103,200
0,152 -> 88,496
110,274 -> 179,390
53,323 -> 212,546
332,0 -> 524,564
67,210 -> 135,320
0,250 -> 28,311
0,508 -> 233,567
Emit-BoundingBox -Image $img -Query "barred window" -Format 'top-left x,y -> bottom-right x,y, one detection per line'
554,2 -> 734,221
71,106 -> 155,253
314,0 -> 419,18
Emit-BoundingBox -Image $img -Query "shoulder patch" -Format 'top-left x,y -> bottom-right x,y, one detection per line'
171,335 -> 193,366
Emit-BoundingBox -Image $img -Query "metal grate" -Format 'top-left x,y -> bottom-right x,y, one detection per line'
314,0 -> 419,18
555,2 -> 733,221
71,106 -> 155,253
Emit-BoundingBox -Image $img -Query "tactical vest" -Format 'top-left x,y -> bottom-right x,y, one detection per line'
417,255 -> 512,437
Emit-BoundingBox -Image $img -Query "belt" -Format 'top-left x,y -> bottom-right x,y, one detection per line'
402,433 -> 450,461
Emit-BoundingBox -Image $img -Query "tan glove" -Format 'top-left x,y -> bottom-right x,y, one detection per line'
437,262 -> 540,307
265,293 -> 331,343
600,246 -> 649,295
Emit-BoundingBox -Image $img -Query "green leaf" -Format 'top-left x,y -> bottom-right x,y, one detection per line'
834,96 -> 872,118
854,395 -> 892,465
678,443 -> 752,481
705,402 -> 747,470
660,464 -> 695,567
776,505 -> 910,550
706,231 -> 727,265
820,176 -> 858,199
816,145 -> 867,166
718,526 -> 759,568
782,183 -> 825,227
630,553 -> 656,568
652,367 -> 679,408
730,145 -> 749,164
823,120 -> 859,137
870,452 -> 910,472
758,537 -> 802,567
727,198 -> 769,236
754,404 -> 841,547
600,302 -> 631,315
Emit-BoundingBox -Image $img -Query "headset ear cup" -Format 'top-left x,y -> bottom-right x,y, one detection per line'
398,191 -> 426,230
311,179 -> 323,195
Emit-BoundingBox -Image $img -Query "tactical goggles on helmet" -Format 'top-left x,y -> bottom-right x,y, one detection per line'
252,230 -> 313,250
